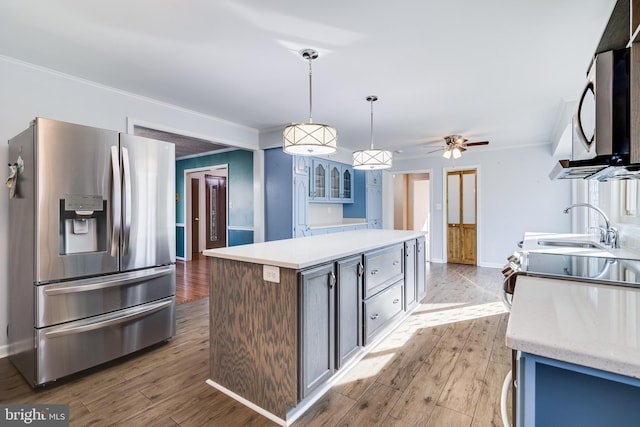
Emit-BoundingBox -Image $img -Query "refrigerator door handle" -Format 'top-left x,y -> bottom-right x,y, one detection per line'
110,146 -> 121,257
44,299 -> 173,339
43,266 -> 174,295
121,146 -> 132,256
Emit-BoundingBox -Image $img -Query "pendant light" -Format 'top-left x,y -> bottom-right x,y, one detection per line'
353,95 -> 392,170
283,49 -> 337,155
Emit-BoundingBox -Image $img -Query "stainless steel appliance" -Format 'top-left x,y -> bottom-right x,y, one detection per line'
550,44 -> 640,181
8,118 -> 176,387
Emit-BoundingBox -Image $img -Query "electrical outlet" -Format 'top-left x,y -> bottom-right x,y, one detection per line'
263,265 -> 280,283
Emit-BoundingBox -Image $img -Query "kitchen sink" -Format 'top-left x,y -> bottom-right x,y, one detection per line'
537,240 -> 603,249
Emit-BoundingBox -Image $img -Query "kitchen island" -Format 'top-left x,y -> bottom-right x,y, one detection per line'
203,229 -> 426,426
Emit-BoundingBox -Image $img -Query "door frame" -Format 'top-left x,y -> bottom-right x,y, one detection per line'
390,168 -> 433,262
183,164 -> 229,261
442,165 -> 482,265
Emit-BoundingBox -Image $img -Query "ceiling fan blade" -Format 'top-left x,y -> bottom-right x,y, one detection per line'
426,147 -> 445,154
465,141 -> 489,147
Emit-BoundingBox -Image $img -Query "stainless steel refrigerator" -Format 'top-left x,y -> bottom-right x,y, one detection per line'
8,117 -> 176,387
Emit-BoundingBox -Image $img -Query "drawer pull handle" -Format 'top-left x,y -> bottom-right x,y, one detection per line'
393,298 -> 400,304
370,313 -> 379,320
393,261 -> 399,265
370,269 -> 379,275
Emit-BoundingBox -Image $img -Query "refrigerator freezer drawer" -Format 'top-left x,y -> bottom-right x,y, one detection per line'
34,297 -> 175,386
36,265 -> 175,328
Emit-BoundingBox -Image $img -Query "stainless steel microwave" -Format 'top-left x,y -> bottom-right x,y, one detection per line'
549,46 -> 640,181
573,47 -> 629,161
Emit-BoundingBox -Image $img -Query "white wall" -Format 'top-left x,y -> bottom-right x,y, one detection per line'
0,56 -> 259,356
391,144 -> 573,267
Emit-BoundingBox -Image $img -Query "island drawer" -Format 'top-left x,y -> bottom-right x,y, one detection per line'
363,244 -> 404,298
364,280 -> 404,344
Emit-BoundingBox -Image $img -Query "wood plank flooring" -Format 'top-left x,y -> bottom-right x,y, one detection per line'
0,262 -> 512,426
175,253 -> 209,305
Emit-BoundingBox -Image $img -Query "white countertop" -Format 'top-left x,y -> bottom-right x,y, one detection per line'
506,275 -> 640,379
203,229 -> 425,269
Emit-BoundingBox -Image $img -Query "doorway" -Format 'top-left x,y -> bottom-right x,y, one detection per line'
185,166 -> 228,258
446,169 -> 477,265
393,172 -> 431,261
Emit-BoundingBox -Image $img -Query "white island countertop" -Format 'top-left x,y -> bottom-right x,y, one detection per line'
506,275 -> 640,379
203,229 -> 425,269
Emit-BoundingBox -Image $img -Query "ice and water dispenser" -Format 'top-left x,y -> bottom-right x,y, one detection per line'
59,195 -> 107,255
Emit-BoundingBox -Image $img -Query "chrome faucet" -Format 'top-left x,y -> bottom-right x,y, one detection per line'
562,203 -> 619,248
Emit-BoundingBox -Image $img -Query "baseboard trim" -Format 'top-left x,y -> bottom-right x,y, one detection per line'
0,344 -> 8,359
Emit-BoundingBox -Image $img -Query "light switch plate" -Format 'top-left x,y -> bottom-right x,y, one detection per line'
263,265 -> 280,283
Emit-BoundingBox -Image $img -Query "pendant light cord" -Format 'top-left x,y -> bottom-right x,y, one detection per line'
370,98 -> 374,150
367,95 -> 378,149
308,57 -> 313,124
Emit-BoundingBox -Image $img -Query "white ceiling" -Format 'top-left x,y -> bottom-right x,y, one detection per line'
0,0 -> 616,159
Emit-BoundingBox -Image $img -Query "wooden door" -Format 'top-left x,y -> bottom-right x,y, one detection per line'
446,169 -> 477,265
191,178 -> 200,254
205,175 -> 227,249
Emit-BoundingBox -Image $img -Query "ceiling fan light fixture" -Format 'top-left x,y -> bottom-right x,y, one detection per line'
283,49 -> 337,156
442,149 -> 452,159
452,147 -> 462,159
353,95 -> 392,170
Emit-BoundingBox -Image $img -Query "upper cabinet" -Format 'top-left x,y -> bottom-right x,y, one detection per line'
633,0 -> 640,43
310,158 -> 354,203
595,0 -> 640,49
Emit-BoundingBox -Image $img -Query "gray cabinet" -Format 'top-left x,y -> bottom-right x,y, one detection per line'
404,236 -> 427,308
364,280 -> 404,343
404,239 -> 418,311
299,262 -> 336,398
363,243 -> 404,298
417,236 -> 426,300
362,243 -> 405,345
336,255 -> 363,368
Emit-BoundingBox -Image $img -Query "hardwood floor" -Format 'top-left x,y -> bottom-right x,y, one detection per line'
175,253 -> 209,305
0,262 -> 511,426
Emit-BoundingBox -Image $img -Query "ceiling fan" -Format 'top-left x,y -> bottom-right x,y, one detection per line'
427,135 -> 490,159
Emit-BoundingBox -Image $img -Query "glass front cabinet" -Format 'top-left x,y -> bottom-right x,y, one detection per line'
311,158 -> 353,203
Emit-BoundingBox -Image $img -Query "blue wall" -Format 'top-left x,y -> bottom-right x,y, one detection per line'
264,147 -> 293,241
175,149 -> 254,254
343,169 -> 366,218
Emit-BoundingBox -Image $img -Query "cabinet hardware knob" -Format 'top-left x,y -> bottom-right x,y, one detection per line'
393,298 -> 400,304
393,261 -> 399,265
370,269 -> 378,275
370,313 -> 379,320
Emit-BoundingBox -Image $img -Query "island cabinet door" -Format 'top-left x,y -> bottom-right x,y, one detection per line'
404,239 -> 417,311
299,262 -> 336,399
336,255 -> 363,369
416,236 -> 426,300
